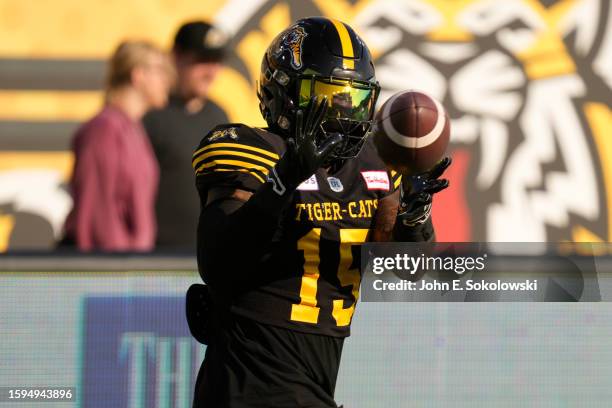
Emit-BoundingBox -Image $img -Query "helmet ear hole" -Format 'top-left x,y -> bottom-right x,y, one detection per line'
264,85 -> 280,122
262,86 -> 274,101
258,82 -> 276,119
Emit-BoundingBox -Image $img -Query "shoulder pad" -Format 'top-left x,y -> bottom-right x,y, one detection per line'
192,124 -> 280,190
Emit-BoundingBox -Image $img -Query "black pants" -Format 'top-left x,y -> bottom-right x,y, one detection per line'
192,314 -> 344,408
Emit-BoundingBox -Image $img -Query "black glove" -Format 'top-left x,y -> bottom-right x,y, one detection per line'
268,96 -> 344,195
397,157 -> 451,226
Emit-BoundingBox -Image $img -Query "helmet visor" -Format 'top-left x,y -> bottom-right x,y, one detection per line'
298,77 -> 376,122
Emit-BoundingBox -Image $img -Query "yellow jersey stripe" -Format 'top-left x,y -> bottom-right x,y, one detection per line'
213,168 -> 266,184
330,19 -> 355,70
195,159 -> 271,176
193,142 -> 279,161
192,149 -> 277,169
394,175 -> 402,189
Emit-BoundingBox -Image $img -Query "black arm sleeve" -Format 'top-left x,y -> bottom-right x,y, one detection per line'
192,123 -> 293,290
197,181 -> 293,289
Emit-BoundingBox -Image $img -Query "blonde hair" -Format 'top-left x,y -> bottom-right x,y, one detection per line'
106,40 -> 173,93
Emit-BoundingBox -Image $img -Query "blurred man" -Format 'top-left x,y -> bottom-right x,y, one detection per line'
64,41 -> 172,251
143,21 -> 229,250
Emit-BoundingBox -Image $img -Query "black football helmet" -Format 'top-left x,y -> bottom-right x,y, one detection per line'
257,17 -> 380,161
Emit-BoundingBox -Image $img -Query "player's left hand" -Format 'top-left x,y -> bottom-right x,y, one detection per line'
398,157 -> 451,226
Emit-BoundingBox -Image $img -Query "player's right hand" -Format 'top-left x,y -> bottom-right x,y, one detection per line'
268,96 -> 343,195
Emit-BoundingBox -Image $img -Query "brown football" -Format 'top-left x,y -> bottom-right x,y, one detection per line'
372,90 -> 450,175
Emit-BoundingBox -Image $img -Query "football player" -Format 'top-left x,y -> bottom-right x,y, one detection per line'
189,17 -> 450,408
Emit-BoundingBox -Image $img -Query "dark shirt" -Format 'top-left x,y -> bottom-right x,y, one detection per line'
64,105 -> 159,251
143,96 -> 228,249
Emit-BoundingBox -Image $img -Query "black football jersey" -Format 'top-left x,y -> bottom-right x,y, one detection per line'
193,123 -> 401,337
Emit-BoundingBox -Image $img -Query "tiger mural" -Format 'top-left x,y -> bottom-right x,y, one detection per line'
211,0 -> 611,242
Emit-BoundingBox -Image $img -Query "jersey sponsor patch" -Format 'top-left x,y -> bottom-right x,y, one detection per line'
297,174 -> 319,191
327,177 -> 344,192
361,171 -> 390,190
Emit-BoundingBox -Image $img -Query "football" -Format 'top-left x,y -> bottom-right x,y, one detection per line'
372,90 -> 450,175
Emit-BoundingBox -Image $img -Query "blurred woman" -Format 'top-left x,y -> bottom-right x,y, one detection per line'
63,41 -> 173,251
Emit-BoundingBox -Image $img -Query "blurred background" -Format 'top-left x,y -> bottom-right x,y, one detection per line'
1,1 -> 611,407
0,0 -> 610,251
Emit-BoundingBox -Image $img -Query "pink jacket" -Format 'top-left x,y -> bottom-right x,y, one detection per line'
64,105 -> 159,251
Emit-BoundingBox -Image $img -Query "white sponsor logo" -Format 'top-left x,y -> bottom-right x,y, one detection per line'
297,174 -> 318,191
361,171 -> 390,190
327,177 -> 344,192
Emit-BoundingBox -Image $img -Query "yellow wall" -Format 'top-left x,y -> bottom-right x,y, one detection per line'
0,0 -> 609,248
0,0 -> 227,57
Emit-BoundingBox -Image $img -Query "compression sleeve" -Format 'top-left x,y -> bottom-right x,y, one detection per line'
197,180 -> 294,289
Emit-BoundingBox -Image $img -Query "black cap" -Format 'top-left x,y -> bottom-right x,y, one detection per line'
173,21 -> 228,62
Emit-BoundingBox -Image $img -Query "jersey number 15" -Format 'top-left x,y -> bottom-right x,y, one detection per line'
290,228 -> 368,327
